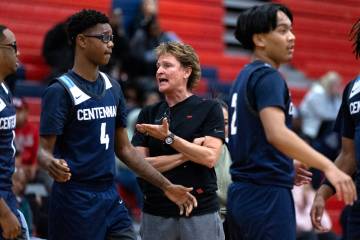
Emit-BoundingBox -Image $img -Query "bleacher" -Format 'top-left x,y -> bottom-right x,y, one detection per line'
0,0 -> 111,81
0,0 -> 356,121
159,0 -> 359,102
158,0 -> 250,96
276,0 -> 359,82
1,0 -> 359,97
0,0 -> 111,120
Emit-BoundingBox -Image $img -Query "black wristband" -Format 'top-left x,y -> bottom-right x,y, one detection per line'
322,178 -> 336,194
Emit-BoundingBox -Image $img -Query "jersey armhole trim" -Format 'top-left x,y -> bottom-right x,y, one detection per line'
56,74 -> 91,106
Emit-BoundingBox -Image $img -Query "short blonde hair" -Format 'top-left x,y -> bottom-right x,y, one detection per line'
156,41 -> 201,90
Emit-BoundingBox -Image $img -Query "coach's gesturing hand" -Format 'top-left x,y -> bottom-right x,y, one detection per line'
136,117 -> 170,141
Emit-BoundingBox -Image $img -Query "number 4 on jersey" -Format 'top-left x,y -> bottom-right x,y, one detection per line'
100,122 -> 109,150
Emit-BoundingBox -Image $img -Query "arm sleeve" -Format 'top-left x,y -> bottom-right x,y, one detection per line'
39,82 -> 71,135
334,83 -> 354,139
252,70 -> 288,112
202,101 -> 225,141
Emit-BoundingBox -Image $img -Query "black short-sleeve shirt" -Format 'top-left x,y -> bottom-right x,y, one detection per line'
132,95 -> 225,217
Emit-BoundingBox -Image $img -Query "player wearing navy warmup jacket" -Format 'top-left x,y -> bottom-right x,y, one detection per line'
227,4 -> 356,240
311,19 -> 360,240
38,9 -> 197,240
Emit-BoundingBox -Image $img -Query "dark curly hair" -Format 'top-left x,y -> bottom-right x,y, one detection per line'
350,18 -> 360,59
234,3 -> 293,50
66,9 -> 109,47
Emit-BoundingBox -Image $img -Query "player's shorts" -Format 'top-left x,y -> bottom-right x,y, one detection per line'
227,182 -> 295,240
48,182 -> 136,240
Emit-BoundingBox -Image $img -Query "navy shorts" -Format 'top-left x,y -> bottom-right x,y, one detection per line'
48,182 -> 135,240
227,182 -> 296,240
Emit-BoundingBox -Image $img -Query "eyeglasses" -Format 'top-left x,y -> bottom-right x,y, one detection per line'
0,41 -> 17,53
83,34 -> 113,43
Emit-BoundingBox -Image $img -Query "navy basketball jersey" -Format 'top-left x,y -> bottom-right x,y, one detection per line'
0,82 -> 16,191
335,75 -> 360,239
228,61 -> 295,188
52,72 -> 119,185
336,76 -> 360,186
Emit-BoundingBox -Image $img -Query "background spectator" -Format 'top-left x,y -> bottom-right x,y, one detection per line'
14,97 -> 39,182
128,0 -> 158,38
300,71 -> 343,188
42,21 -> 73,83
129,15 -> 180,86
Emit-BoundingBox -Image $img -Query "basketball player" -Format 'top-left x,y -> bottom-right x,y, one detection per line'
227,4 -> 356,240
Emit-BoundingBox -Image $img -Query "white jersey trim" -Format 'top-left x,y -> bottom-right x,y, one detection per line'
0,98 -> 6,112
99,72 -> 112,90
349,76 -> 360,99
1,83 -> 9,94
58,72 -> 113,106
58,75 -> 91,106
